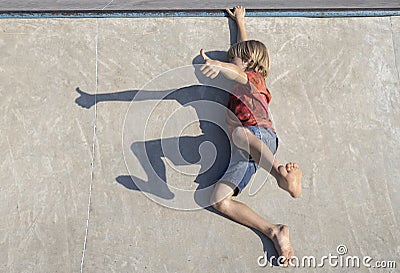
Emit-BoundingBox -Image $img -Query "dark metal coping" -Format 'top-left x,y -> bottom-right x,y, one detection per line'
1,8 -> 400,18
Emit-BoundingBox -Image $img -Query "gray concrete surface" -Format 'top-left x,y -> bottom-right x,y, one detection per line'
0,0 -> 399,11
1,16 -> 400,272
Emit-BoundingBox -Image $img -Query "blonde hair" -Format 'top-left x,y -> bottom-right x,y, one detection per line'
227,40 -> 271,78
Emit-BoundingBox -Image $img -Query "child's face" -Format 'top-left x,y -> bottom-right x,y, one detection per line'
230,56 -> 247,71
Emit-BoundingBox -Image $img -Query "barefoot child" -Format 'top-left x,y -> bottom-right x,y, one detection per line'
200,6 -> 302,266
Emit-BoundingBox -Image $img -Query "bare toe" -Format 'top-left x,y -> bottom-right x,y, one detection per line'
278,162 -> 302,198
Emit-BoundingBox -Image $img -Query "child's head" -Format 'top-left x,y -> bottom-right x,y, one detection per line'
227,40 -> 270,78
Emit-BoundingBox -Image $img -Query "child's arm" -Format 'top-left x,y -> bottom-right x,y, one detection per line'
226,6 -> 248,42
200,49 -> 248,85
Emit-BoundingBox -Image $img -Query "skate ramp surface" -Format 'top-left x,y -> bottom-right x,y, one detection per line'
1,15 -> 399,272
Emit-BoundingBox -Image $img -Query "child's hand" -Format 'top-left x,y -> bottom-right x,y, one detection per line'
200,49 -> 221,79
226,6 -> 245,22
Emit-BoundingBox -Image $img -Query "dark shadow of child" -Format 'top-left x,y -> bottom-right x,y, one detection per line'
75,49 -> 279,264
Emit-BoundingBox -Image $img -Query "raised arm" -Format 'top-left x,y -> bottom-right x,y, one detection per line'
200,49 -> 248,85
226,6 -> 248,42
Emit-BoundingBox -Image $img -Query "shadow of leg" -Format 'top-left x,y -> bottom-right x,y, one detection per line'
116,175 -> 174,200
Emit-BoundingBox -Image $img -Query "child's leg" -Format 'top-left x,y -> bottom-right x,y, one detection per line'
210,181 -> 294,266
231,127 -> 302,198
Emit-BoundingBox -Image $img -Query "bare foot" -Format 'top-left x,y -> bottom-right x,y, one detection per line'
270,224 -> 295,266
277,163 -> 302,198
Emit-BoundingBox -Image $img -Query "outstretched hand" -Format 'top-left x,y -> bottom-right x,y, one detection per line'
200,49 -> 221,79
226,6 -> 245,21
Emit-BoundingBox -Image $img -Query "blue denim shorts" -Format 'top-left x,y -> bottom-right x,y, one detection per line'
220,126 -> 278,196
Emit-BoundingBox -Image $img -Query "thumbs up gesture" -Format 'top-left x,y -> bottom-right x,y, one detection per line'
200,49 -> 221,79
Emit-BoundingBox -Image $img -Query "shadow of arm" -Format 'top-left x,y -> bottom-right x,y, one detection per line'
74,87 -> 183,109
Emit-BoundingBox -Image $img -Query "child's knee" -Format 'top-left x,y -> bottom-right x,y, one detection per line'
210,182 -> 235,210
211,197 -> 232,213
231,127 -> 249,149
